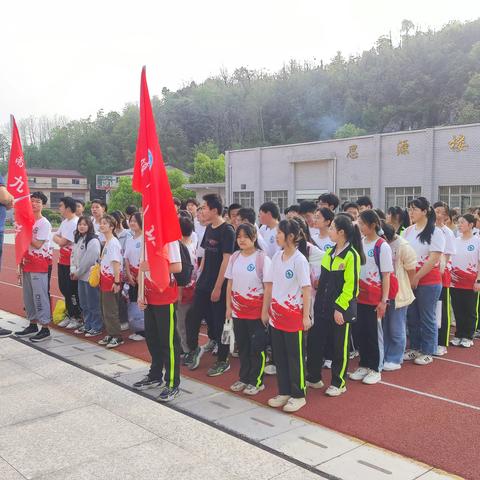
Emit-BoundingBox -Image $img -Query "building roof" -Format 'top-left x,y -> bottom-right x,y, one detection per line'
114,164 -> 191,177
28,168 -> 86,179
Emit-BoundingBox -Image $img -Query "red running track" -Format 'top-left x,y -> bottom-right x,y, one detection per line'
0,244 -> 477,479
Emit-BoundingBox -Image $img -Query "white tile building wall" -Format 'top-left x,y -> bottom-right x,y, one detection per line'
226,123 -> 480,212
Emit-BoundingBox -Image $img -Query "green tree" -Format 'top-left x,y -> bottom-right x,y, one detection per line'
167,169 -> 196,201
107,176 -> 142,212
333,123 -> 367,139
189,152 -> 225,183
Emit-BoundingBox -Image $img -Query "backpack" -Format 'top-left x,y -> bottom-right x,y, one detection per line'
230,249 -> 266,281
174,242 -> 194,287
373,238 -> 399,301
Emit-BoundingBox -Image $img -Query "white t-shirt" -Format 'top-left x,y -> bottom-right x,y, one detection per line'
309,226 -> 320,239
312,233 -> 335,252
92,218 -> 106,244
194,219 -> 206,258
263,249 -> 311,332
403,225 -> 446,286
225,251 -> 271,320
358,238 -> 393,305
124,234 -> 143,276
440,225 -> 456,256
23,217 -> 52,273
451,235 -> 480,290
57,216 -> 78,265
259,224 -> 282,259
100,236 -> 122,292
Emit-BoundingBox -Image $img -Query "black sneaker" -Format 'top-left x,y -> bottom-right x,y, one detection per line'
106,336 -> 124,349
182,351 -> 194,366
0,328 -> 12,338
133,376 -> 163,391
188,346 -> 204,371
207,361 -> 230,377
15,324 -> 39,337
157,386 -> 180,402
30,328 -> 51,343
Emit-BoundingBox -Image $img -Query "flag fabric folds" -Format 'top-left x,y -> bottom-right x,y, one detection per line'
7,116 -> 34,265
132,67 -> 181,291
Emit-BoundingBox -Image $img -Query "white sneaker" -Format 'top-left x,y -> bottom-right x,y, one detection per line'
306,380 -> 324,389
435,346 -> 448,356
268,395 -> 290,408
128,333 -> 145,341
264,364 -> 277,375
325,385 -> 346,397
383,362 -> 401,371
120,323 -> 129,331
414,354 -> 433,365
244,384 -> 265,396
230,381 -> 247,392
349,367 -> 369,381
460,338 -> 474,348
283,397 -> 306,412
65,319 -> 82,330
403,349 -> 420,361
58,317 -> 71,328
450,337 -> 462,346
362,369 -> 381,385
323,360 -> 332,369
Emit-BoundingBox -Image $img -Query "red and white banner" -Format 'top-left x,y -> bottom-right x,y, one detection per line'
7,116 -> 34,265
132,67 -> 181,291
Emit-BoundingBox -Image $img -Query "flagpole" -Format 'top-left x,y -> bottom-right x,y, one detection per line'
138,210 -> 145,303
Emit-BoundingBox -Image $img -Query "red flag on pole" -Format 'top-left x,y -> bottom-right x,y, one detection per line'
7,116 -> 34,265
132,67 -> 181,291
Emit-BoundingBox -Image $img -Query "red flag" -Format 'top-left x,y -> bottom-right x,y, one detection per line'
132,67 -> 181,291
7,116 -> 34,265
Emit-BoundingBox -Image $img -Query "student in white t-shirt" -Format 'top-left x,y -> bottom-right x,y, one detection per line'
450,214 -> 480,347
350,210 -> 393,385
90,198 -> 107,244
299,201 -> 319,239
258,201 -> 282,259
226,223 -> 271,396
98,215 -> 124,349
124,212 -> 145,341
403,197 -> 445,366
312,207 -> 336,251
52,196 -> 81,327
262,219 -> 311,413
433,201 -> 457,355
236,208 -> 269,253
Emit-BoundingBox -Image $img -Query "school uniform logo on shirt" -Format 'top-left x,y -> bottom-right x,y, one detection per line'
270,236 -> 275,243
368,249 -> 374,257
285,269 -> 294,279
136,242 -> 141,248
468,245 -> 475,251
247,263 -> 255,272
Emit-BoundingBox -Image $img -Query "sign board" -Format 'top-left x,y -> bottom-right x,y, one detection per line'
96,175 -> 119,191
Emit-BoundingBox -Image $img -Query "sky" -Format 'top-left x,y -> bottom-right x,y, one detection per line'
0,0 -> 478,126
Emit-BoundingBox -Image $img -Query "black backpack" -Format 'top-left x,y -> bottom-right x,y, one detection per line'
174,242 -> 194,287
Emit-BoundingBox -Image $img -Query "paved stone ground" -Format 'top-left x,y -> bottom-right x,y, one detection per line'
0,311 -> 460,480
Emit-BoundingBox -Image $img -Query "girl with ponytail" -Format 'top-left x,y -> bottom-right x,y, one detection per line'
349,210 -> 394,385
403,197 -> 446,366
306,214 -> 363,397
262,219 -> 312,412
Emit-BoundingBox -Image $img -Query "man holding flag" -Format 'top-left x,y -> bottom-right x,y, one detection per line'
133,67 -> 183,402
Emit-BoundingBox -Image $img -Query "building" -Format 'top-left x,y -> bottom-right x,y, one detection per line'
28,168 -> 89,208
183,182 -> 226,201
114,164 -> 192,179
226,122 -> 480,213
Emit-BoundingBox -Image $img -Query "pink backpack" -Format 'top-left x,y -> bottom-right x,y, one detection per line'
230,250 -> 266,281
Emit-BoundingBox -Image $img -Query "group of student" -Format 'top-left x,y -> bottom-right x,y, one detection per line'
1,188 -> 479,409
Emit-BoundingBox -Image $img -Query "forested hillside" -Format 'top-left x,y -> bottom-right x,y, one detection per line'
1,18 -> 479,192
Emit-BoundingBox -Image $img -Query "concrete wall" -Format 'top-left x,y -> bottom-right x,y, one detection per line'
226,123 -> 480,212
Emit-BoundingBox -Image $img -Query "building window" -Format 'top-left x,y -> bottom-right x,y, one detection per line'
439,185 -> 480,212
233,191 -> 254,208
51,178 -> 57,188
339,188 -> 371,203
32,178 -> 36,183
50,192 -> 65,208
72,179 -> 80,185
264,190 -> 288,213
385,186 -> 421,210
